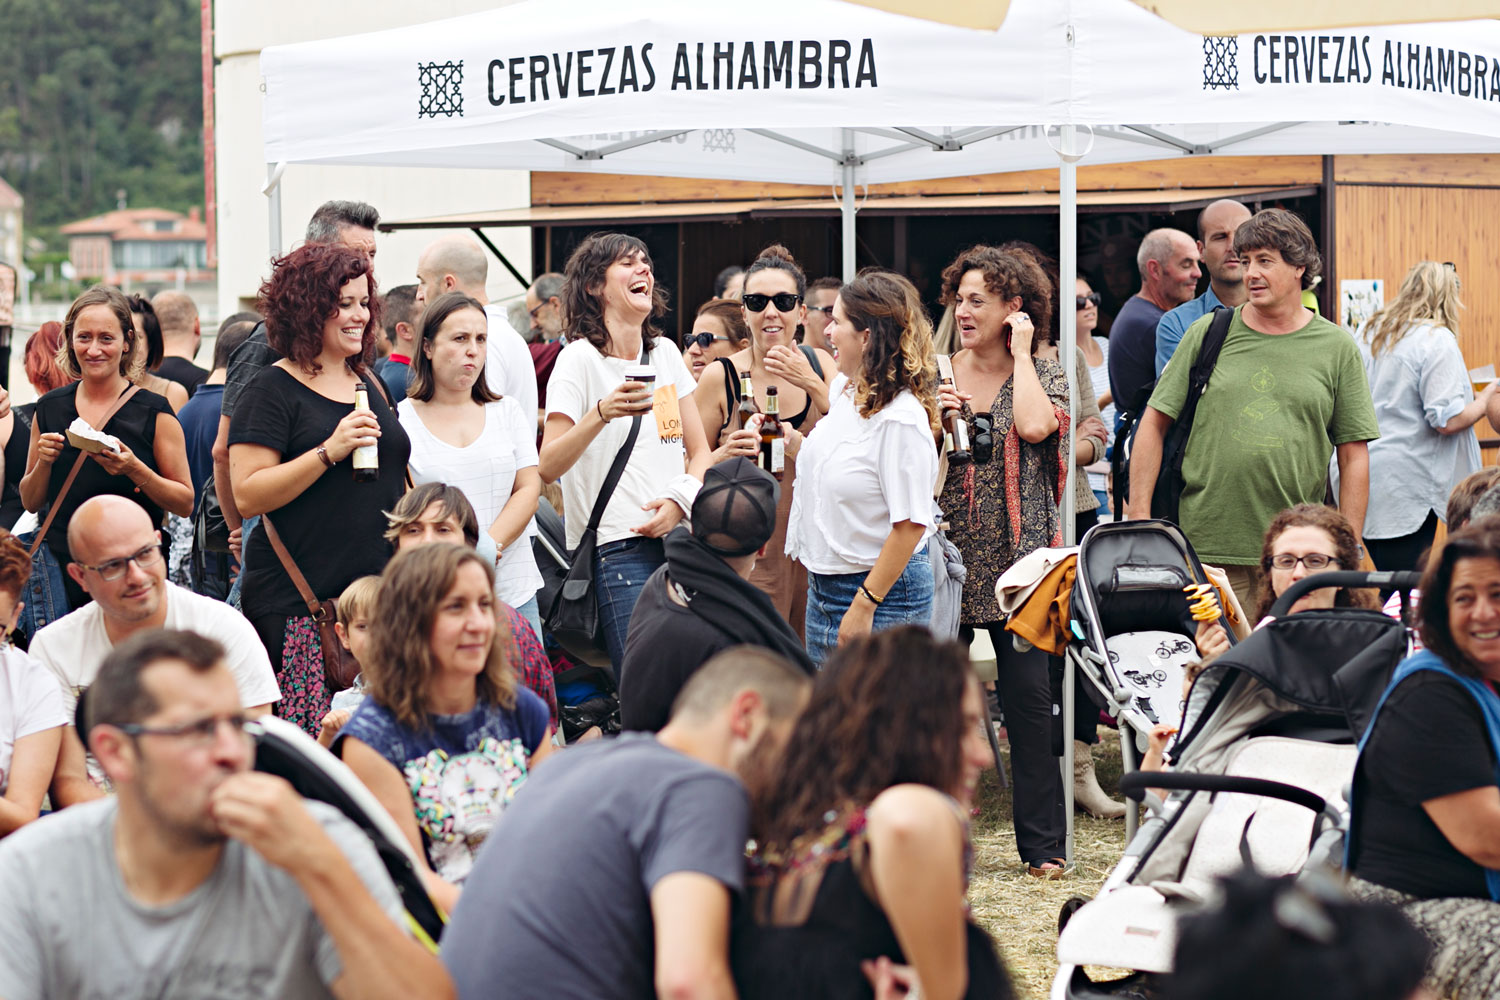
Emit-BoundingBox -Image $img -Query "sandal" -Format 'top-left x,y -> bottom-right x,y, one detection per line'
1026,857 -> 1068,879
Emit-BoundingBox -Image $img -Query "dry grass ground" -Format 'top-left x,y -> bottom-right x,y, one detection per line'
968,730 -> 1130,1000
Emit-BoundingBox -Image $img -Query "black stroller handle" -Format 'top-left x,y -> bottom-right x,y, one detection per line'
1266,570 -> 1422,620
1118,771 -> 1328,815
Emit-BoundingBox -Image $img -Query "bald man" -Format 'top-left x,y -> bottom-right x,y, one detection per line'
150,291 -> 210,393
1107,228 -> 1201,418
32,496 -> 279,806
1155,199 -> 1254,375
414,235 -> 539,422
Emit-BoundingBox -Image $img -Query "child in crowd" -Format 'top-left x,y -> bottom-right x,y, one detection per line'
315,575 -> 380,748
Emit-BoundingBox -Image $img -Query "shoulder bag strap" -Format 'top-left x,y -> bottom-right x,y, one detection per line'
260,514 -> 325,620
799,344 -> 824,380
1186,306 -> 1235,400
585,415 -> 643,536
28,385 -> 141,558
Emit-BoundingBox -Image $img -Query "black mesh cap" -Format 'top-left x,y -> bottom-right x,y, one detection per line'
691,457 -> 781,557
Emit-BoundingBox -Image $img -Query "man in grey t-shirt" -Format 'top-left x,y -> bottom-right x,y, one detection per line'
441,647 -> 811,1000
0,629 -> 453,1000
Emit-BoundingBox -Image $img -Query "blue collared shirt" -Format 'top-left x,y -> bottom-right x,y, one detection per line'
1155,286 -> 1223,376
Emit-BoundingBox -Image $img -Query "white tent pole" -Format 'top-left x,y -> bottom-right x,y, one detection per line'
1058,122 -> 1079,867
263,162 -> 286,257
840,129 -> 856,281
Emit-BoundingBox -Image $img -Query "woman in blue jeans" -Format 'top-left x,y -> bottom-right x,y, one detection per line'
539,234 -> 712,672
785,269 -> 941,667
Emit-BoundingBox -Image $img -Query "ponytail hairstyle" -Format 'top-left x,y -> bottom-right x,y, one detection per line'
838,268 -> 941,435
743,244 -> 808,341
560,232 -> 669,361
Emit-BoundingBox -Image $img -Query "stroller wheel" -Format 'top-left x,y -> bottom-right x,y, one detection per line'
1057,895 -> 1089,934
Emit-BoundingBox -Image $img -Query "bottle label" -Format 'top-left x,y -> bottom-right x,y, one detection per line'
769,437 -> 784,474
353,442 -> 378,470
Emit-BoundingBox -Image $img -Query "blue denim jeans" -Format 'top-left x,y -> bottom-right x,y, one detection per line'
227,515 -> 259,611
594,537 -> 666,676
805,547 -> 933,668
14,531 -> 70,642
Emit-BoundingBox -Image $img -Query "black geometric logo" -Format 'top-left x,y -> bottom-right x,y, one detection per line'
1203,36 -> 1238,90
419,60 -> 464,118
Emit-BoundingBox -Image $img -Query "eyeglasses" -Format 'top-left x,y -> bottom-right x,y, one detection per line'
1076,293 -> 1102,309
527,301 -> 548,320
742,292 -> 801,313
1270,552 -> 1340,571
971,413 -> 995,465
685,331 -> 731,349
813,305 -> 835,317
78,538 -> 162,581
117,714 -> 264,748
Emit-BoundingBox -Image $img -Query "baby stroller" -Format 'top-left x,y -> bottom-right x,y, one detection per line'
1060,519 -> 1241,847
1049,569 -> 1419,999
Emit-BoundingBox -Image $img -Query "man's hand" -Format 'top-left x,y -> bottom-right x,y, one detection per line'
631,497 -> 685,538
209,772 -> 334,875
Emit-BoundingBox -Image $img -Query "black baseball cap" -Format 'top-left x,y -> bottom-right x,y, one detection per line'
691,457 -> 780,557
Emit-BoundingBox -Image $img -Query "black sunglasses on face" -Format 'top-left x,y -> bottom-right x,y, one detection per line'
1076,293 -> 1102,309
685,331 -> 730,349
742,292 -> 801,313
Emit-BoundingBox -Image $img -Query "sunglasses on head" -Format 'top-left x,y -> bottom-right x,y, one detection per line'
685,331 -> 730,349
1076,292 -> 1102,309
742,292 -> 801,313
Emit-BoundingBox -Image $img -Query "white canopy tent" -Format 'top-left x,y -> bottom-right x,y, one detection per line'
262,0 -> 1500,858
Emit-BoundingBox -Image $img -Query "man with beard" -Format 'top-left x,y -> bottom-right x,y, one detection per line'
0,629 -> 452,999
1155,200 -> 1253,375
619,457 -> 814,732
441,647 -> 811,1000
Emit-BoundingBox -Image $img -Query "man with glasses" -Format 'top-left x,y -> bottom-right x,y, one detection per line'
33,495 -> 279,806
0,629 -> 453,1000
526,272 -> 567,429
801,277 -> 841,353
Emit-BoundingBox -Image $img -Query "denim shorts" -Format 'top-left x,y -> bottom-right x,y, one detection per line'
805,547 -> 933,668
594,536 -> 666,676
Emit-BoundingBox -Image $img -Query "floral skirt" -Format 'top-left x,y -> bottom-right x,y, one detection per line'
275,614 -> 333,737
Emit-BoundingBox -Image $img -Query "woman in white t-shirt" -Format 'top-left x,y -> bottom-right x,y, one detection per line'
539,234 -> 712,670
399,292 -> 546,643
0,533 -> 68,837
784,269 -> 942,668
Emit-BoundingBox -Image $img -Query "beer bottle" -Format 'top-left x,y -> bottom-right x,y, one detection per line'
941,375 -> 972,465
736,372 -> 759,431
352,383 -> 379,483
759,386 -> 784,480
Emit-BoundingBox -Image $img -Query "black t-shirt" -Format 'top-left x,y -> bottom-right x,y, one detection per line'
153,356 -> 210,395
228,365 -> 410,619
1350,671 -> 1498,899
619,566 -> 735,732
34,384 -> 175,564
1106,294 -> 1167,416
0,404 -> 34,530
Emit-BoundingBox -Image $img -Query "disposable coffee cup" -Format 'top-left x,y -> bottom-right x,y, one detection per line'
624,365 -> 656,389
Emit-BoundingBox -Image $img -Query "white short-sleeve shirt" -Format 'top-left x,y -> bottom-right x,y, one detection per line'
400,396 -> 546,608
484,304 -> 540,424
546,338 -> 696,550
786,374 -> 938,575
0,647 -> 69,795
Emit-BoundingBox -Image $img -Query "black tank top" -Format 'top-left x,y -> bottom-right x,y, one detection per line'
0,404 -> 34,529
717,349 -> 822,433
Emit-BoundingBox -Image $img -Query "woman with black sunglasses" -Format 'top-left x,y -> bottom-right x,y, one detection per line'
695,245 -> 836,636
936,244 -> 1073,879
682,298 -> 751,382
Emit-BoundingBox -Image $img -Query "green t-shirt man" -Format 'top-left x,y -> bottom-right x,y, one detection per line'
1148,305 -> 1379,565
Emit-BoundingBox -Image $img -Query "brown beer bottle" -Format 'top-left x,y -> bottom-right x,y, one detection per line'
352,382 -> 379,483
736,372 -> 759,431
941,374 -> 972,465
759,386 -> 784,480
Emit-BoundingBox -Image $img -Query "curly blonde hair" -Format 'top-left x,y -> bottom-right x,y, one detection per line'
365,544 -> 516,730
1362,261 -> 1463,358
838,268 -> 940,435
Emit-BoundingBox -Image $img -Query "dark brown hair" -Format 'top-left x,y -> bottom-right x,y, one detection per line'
257,242 -> 380,376
1417,517 -> 1500,676
407,291 -> 500,404
838,268 -> 941,435
1253,504 -> 1376,621
695,298 -> 752,347
1447,468 -> 1500,530
939,244 -> 1055,350
61,286 -> 137,379
560,232 -> 668,360
86,629 -> 226,733
747,627 -> 971,848
127,294 -> 166,369
1233,209 -> 1322,289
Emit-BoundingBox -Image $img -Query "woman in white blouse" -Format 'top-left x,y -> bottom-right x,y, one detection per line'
399,292 -> 545,641
1358,261 -> 1494,573
785,269 -> 942,667
538,234 -> 712,671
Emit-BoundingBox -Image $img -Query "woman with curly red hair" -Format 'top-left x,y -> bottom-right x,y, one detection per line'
228,242 -> 410,735
784,268 -> 941,667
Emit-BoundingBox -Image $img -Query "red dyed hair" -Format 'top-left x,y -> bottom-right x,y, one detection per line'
257,243 -> 380,375
25,321 -> 73,396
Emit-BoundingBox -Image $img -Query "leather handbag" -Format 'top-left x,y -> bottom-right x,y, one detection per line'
543,415 -> 642,646
27,385 -> 141,559
261,514 -> 361,691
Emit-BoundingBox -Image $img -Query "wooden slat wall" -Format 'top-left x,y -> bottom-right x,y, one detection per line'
532,155 -> 1322,206
1334,168 -> 1500,464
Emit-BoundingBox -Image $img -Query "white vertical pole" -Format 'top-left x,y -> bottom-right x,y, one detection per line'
1058,123 -> 1079,867
265,162 -> 284,258
840,129 -> 856,282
